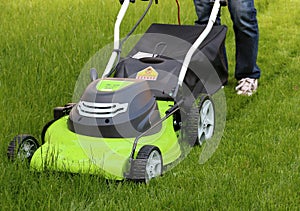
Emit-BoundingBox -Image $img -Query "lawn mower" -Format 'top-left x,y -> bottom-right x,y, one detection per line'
7,0 -> 228,183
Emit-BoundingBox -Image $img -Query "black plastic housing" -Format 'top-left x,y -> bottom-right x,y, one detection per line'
68,78 -> 161,138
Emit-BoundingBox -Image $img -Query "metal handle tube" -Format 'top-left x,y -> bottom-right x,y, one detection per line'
102,0 -> 130,78
129,99 -> 184,160
176,0 -> 221,87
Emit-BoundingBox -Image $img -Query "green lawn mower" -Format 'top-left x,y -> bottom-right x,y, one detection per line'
7,0 -> 228,183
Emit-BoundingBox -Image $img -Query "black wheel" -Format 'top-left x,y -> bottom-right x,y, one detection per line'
134,145 -> 163,183
183,95 -> 215,146
7,134 -> 40,162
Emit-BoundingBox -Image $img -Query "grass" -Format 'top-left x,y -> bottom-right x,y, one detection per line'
0,0 -> 299,210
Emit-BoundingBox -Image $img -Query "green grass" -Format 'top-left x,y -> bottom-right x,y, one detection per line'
0,0 -> 299,210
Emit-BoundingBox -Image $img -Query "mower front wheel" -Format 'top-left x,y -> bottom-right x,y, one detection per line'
7,134 -> 40,163
135,145 -> 163,183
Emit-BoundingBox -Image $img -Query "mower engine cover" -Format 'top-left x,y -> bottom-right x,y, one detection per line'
68,78 -> 161,138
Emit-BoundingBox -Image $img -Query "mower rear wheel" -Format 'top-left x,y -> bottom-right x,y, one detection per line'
197,97 -> 215,145
136,145 -> 163,183
7,134 -> 40,163
183,95 -> 215,146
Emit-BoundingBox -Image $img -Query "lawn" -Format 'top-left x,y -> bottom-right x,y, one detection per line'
0,0 -> 299,210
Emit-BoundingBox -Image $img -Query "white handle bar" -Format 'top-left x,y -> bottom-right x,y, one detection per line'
102,0 -> 131,78
177,0 -> 221,87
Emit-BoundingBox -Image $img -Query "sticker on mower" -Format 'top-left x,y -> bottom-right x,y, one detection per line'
136,66 -> 158,81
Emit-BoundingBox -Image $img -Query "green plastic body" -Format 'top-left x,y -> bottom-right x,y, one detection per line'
30,100 -> 182,180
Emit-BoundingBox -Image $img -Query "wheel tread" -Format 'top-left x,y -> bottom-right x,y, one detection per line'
7,134 -> 39,162
129,145 -> 162,183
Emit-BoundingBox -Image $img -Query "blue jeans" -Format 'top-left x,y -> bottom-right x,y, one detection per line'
193,0 -> 261,80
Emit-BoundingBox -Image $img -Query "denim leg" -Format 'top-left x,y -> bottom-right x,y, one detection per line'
194,0 -> 261,80
194,0 -> 227,76
194,0 -> 221,25
228,0 -> 261,79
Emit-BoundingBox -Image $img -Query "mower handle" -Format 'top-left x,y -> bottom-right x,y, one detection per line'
175,0 -> 224,96
103,0 -> 156,78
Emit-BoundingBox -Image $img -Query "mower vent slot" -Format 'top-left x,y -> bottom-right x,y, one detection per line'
77,101 -> 128,118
